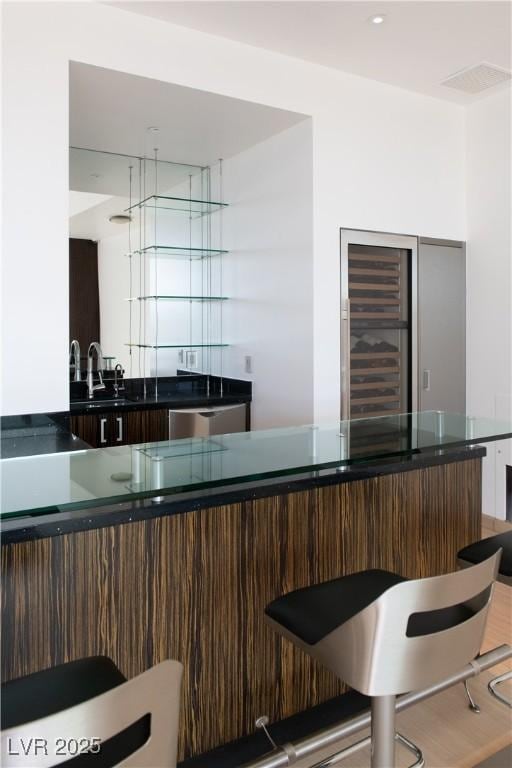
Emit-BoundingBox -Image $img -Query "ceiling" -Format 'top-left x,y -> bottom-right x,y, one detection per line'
70,62 -> 308,166
109,1 -> 512,103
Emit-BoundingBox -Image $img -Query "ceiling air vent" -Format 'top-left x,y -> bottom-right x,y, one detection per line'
442,62 -> 511,94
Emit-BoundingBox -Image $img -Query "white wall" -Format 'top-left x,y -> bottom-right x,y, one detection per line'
221,120 -> 314,428
2,2 -> 465,417
98,229 -> 137,376
466,86 -> 512,519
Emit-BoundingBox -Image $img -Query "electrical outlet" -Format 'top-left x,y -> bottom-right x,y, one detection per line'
186,350 -> 198,369
244,355 -> 253,374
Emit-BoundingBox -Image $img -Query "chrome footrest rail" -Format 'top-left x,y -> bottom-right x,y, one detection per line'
488,670 -> 512,708
242,645 -> 512,768
308,732 -> 423,768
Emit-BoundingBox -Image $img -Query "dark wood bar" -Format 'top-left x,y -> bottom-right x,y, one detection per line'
1,454 -> 481,761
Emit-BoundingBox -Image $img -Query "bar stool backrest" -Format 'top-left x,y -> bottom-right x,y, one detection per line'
0,660 -> 183,768
313,552 -> 501,697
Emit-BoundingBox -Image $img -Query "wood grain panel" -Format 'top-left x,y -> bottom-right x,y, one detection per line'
69,238 -> 99,355
69,413 -> 103,447
1,458 -> 481,759
122,408 -> 168,445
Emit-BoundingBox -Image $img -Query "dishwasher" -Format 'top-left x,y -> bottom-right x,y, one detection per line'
168,404 -> 247,439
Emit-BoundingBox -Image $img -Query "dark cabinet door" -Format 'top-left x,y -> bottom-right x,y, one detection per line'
121,409 -> 169,446
70,413 -> 110,448
109,413 -> 125,447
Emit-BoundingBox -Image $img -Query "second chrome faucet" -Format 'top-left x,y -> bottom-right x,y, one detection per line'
87,342 -> 106,400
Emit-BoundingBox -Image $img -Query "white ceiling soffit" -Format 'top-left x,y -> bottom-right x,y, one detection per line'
69,195 -> 131,241
108,1 -> 512,103
69,191 -> 113,217
69,62 -> 308,166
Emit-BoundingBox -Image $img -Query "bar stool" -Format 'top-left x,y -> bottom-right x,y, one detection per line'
1,656 -> 183,767
265,553 -> 501,768
458,530 -> 512,710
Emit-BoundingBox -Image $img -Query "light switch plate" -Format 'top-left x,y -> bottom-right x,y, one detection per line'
244,355 -> 253,374
186,350 -> 198,368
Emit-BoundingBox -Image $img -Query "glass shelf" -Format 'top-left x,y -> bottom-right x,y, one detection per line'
136,438 -> 226,461
125,343 -> 229,349
126,195 -> 228,218
351,319 -> 409,330
129,245 -> 228,259
126,296 -> 228,302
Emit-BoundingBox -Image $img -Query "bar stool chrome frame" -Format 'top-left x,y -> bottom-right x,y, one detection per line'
1,658 -> 183,768
459,530 -> 512,711
264,553 -> 501,768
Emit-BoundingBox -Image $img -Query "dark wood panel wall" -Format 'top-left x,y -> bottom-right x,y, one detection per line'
69,238 -> 100,355
1,459 -> 481,759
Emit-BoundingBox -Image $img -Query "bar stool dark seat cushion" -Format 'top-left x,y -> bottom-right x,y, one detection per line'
1,656 -> 150,767
265,568 -> 474,645
458,531 -> 512,578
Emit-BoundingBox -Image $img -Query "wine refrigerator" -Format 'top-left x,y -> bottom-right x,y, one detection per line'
340,229 -> 466,421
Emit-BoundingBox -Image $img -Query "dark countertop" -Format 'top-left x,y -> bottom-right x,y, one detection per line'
69,391 -> 251,415
1,374 -> 252,456
0,393 -> 250,458
68,372 -> 251,415
0,416 -> 90,459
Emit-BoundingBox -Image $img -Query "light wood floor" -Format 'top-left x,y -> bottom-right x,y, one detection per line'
295,525 -> 512,768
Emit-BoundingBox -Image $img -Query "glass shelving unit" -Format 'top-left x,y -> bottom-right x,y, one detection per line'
126,343 -> 230,349
125,153 -> 229,398
127,194 -> 228,218
129,245 -> 228,259
127,296 -> 228,302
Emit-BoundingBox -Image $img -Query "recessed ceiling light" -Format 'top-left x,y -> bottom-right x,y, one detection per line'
369,14 -> 386,25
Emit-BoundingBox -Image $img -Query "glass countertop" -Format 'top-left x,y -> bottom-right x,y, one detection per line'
1,412 -> 511,519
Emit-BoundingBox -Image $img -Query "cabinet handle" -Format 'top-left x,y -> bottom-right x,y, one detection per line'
116,417 -> 123,442
100,418 -> 107,445
423,369 -> 431,391
341,299 -> 351,420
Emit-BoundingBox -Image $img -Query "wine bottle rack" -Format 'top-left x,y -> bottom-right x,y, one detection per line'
348,245 -> 407,419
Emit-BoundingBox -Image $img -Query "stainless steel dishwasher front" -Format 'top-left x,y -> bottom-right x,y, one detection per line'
168,403 -> 247,439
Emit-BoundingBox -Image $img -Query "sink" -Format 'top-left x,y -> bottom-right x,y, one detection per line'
71,398 -> 132,409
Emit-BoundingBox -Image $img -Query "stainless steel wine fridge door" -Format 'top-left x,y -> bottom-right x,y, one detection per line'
417,238 -> 466,413
340,229 -> 418,421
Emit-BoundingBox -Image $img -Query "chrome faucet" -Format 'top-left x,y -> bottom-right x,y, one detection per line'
113,363 -> 125,398
69,339 -> 81,382
87,342 -> 106,400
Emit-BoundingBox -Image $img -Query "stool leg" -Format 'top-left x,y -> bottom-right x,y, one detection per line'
463,680 -> 481,713
371,695 -> 396,768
